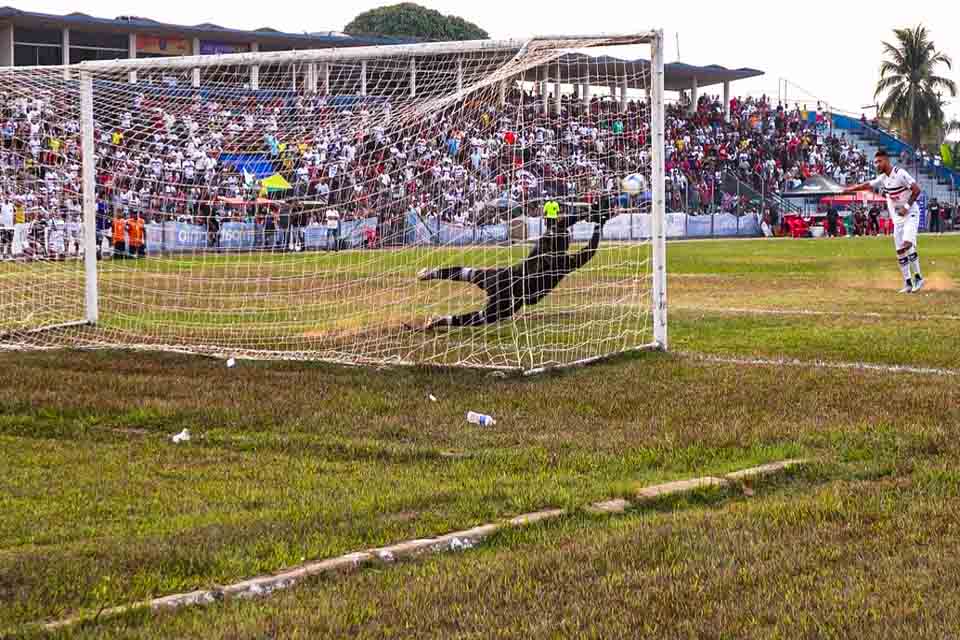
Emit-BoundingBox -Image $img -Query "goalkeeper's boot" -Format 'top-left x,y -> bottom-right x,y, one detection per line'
912,274 -> 925,293
898,280 -> 914,294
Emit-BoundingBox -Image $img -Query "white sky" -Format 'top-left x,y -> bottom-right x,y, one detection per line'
22,0 -> 960,119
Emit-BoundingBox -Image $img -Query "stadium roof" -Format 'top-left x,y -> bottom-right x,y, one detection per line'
0,6 -> 412,47
523,53 -> 764,91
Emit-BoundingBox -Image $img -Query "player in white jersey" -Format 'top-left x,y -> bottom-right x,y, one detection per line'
844,149 -> 924,293
0,200 -> 13,259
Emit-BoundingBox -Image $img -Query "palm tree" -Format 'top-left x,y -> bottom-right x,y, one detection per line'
875,25 -> 957,146
941,121 -> 960,169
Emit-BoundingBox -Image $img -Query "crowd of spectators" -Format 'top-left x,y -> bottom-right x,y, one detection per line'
0,80 -> 955,258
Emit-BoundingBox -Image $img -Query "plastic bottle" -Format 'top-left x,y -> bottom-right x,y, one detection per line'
466,411 -> 496,427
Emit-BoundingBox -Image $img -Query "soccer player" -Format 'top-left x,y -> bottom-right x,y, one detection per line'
844,149 -> 924,293
413,198 -> 613,330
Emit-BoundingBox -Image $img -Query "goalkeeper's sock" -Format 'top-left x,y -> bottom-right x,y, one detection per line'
908,251 -> 922,279
897,254 -> 911,282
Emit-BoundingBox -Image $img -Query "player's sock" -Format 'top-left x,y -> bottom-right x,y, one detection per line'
897,254 -> 911,283
908,251 -> 922,279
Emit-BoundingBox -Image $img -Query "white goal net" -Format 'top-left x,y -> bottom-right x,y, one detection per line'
0,33 -> 666,373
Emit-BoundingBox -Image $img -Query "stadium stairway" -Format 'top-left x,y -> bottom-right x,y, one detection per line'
838,126 -> 958,204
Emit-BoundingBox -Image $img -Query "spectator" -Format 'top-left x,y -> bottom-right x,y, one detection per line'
264,207 -> 277,251
825,206 -> 839,238
868,206 -> 881,236
201,202 -> 216,249
929,200 -> 942,234
0,81 -> 885,251
854,207 -> 867,237
325,208 -> 340,252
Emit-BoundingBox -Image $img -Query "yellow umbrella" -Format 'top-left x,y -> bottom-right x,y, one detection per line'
261,173 -> 292,192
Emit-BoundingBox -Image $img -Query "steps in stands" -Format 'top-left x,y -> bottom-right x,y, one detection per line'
840,130 -> 957,203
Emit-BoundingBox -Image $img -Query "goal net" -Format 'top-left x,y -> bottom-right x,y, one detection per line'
0,33 -> 666,373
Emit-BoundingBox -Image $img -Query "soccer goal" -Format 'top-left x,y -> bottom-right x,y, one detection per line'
0,33 -> 666,373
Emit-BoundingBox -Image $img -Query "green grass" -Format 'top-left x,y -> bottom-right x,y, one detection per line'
1,235 -> 959,637
58,463 -> 960,639
4,235 -> 958,369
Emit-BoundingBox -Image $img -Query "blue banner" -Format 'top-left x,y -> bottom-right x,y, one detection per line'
685,215 -> 714,238
144,222 -> 208,253
405,212 -> 436,245
171,222 -> 207,250
303,217 -> 378,249
138,213 -> 767,253
477,224 -> 509,244
737,215 -> 761,236
712,214 -> 742,236
404,212 -> 509,246
219,222 -> 258,250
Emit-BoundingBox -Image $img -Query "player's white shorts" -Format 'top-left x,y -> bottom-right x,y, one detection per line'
894,213 -> 919,250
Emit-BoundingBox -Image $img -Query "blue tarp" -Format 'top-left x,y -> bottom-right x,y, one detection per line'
219,154 -> 275,179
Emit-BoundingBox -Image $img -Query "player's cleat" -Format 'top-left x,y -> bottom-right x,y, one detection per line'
912,275 -> 925,293
417,268 -> 435,281
898,280 -> 914,294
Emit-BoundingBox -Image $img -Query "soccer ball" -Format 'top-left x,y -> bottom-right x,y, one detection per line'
621,173 -> 648,195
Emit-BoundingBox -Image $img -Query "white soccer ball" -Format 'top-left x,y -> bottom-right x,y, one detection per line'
621,173 -> 648,195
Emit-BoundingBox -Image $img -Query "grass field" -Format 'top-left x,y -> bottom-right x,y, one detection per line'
1,241 -> 653,370
1,235 -> 959,638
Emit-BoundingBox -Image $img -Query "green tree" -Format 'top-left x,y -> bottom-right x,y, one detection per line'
875,25 -> 957,146
345,3 -> 487,41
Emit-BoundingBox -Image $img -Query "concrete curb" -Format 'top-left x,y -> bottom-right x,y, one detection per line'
584,459 -> 807,515
38,460 -> 807,632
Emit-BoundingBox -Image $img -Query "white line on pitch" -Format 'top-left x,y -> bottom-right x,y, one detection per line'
678,351 -> 960,377
675,305 -> 960,322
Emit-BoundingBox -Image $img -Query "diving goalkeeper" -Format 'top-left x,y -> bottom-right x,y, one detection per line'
412,197 -> 614,330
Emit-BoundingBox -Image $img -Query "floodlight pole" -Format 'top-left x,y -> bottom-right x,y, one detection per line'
650,30 -> 667,350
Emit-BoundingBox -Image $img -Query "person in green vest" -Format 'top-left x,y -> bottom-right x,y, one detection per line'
543,199 -> 560,229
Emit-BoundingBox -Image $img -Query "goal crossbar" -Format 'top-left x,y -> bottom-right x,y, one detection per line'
71,34 -> 660,73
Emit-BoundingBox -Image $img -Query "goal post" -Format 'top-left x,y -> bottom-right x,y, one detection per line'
80,70 -> 98,325
650,30 -> 668,350
1,33 -> 667,372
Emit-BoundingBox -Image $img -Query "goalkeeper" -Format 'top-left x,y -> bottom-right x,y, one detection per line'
413,197 -> 614,330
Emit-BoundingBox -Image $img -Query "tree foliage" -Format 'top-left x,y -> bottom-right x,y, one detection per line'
345,3 -> 488,41
875,25 -> 957,146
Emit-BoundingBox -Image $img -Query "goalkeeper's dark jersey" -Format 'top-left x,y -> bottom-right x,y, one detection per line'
425,200 -> 610,329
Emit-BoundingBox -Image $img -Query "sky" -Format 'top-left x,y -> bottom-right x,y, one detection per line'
21,0 -> 960,120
